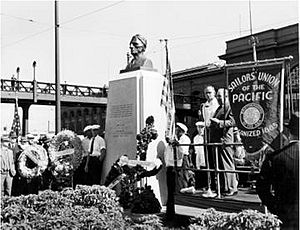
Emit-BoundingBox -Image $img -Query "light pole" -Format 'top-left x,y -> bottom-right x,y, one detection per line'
55,0 -> 61,133
33,61 -> 36,81
16,67 -> 20,80
33,61 -> 37,103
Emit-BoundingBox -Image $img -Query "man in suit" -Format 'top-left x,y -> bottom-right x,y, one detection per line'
209,88 -> 238,196
257,112 -> 299,229
1,136 -> 16,196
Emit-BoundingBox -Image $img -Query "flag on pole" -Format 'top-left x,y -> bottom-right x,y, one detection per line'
10,97 -> 21,137
160,43 -> 175,140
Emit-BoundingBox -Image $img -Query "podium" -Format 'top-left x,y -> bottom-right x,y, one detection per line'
102,69 -> 168,205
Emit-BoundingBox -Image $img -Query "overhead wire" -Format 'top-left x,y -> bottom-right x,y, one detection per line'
0,13 -> 49,26
1,1 -> 297,51
1,27 -> 53,48
1,0 -> 125,49
60,0 -> 125,25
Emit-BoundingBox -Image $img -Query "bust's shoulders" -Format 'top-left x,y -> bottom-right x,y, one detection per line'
143,58 -> 153,68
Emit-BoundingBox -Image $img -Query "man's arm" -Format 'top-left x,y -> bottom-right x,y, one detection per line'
256,156 -> 276,213
211,109 -> 236,128
99,148 -> 106,162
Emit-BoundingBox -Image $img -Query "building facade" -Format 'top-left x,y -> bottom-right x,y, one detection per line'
173,23 -> 299,136
61,105 -> 106,135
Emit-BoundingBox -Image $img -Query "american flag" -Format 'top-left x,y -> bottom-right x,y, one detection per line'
160,43 -> 175,140
10,97 -> 21,137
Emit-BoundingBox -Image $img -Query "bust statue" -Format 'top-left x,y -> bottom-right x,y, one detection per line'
123,34 -> 153,72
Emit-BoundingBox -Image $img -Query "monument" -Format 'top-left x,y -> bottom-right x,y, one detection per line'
102,35 -> 168,205
121,34 -> 154,73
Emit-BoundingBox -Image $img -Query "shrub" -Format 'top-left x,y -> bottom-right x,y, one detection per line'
125,214 -> 164,230
189,208 -> 282,230
1,186 -> 125,229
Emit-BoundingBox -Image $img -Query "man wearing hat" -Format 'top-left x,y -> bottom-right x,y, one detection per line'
1,136 -> 16,196
86,124 -> 106,185
164,122 -> 191,220
257,112 -> 299,230
124,34 -> 153,72
193,121 -> 207,190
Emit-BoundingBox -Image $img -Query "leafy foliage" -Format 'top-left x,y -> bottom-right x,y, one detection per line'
125,214 -> 164,230
189,208 -> 282,230
1,186 -> 125,229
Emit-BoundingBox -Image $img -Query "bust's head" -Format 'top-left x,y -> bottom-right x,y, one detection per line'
129,34 -> 147,56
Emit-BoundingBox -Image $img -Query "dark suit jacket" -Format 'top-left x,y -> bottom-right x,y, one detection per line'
257,141 -> 299,229
209,103 -> 235,144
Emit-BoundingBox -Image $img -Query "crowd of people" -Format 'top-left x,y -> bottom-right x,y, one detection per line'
0,124 -> 106,197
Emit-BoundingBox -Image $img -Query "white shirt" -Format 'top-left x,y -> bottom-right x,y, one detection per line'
1,146 -> 14,173
89,135 -> 106,157
201,97 -> 219,127
164,134 -> 191,167
81,137 -> 91,157
193,134 -> 206,168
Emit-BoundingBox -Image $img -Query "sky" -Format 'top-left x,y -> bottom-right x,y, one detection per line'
1,0 -> 299,134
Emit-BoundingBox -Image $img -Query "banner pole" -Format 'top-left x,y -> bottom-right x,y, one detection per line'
280,62 -> 286,149
225,56 -> 293,68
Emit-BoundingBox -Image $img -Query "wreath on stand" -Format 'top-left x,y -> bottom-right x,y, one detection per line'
105,156 -> 162,213
48,130 -> 83,191
105,116 -> 162,214
18,145 -> 48,180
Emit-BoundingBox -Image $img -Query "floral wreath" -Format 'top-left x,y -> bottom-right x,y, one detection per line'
136,115 -> 158,161
18,145 -> 48,179
49,130 -> 83,180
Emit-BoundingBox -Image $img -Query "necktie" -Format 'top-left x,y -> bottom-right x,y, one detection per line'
90,137 -> 95,155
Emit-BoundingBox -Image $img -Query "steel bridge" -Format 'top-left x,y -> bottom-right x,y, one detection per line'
1,79 -> 108,135
1,79 -> 108,105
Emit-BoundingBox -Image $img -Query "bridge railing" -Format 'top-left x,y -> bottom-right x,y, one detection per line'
1,79 -> 108,97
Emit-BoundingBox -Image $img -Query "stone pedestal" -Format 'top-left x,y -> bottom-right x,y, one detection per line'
102,70 -> 168,205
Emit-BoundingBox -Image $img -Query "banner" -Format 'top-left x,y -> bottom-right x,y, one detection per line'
226,62 -> 284,154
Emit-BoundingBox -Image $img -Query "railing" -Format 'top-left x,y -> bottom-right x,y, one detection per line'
1,79 -> 108,97
173,142 -> 260,199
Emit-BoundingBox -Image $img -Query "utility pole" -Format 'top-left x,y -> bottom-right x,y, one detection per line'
55,0 -> 61,133
248,0 -> 258,62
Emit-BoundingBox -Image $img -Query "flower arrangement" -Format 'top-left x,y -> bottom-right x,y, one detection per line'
48,130 -> 83,190
136,116 -> 158,161
105,155 -> 162,213
131,185 -> 162,214
18,144 -> 48,179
